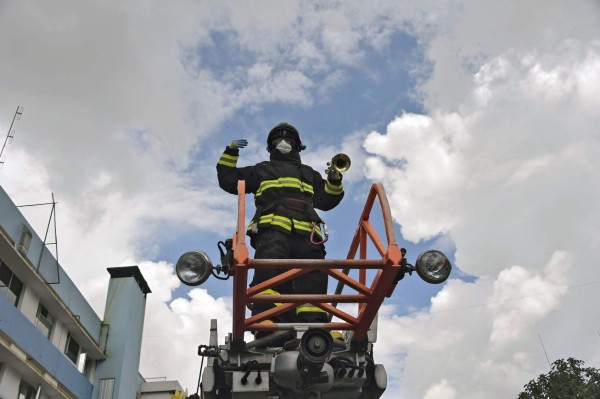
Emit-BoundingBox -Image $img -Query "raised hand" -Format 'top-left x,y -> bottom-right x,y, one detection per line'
229,139 -> 248,149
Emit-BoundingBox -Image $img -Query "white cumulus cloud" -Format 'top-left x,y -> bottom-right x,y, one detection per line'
364,5 -> 600,397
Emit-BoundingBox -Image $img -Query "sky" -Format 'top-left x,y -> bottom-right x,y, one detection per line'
1,1 -> 600,397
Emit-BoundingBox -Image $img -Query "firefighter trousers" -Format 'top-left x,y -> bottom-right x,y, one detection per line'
250,228 -> 328,324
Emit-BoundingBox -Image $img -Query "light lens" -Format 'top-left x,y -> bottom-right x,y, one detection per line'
175,251 -> 212,286
415,250 -> 452,284
299,328 -> 334,372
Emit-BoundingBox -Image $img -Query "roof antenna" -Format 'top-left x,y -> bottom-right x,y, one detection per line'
538,333 -> 551,367
1,106 -> 24,169
17,193 -> 61,285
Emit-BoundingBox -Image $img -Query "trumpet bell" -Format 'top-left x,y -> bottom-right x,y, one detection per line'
331,153 -> 351,173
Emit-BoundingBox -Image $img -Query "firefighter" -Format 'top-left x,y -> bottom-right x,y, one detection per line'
216,122 -> 344,333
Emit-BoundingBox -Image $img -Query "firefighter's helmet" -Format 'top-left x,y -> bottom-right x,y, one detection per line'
267,122 -> 306,152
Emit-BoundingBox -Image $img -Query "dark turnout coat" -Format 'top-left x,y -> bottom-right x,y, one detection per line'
217,147 -> 344,240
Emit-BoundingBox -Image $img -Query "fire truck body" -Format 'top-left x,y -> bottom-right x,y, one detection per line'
177,182 -> 451,399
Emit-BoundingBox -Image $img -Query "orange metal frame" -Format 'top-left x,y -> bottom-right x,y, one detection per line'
231,181 -> 403,342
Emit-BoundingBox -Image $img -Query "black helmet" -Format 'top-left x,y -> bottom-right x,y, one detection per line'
267,122 -> 306,152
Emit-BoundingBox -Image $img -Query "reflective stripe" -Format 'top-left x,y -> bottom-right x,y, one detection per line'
218,159 -> 237,167
259,214 -> 293,231
256,177 -> 314,197
297,305 -> 328,314
293,220 -> 319,235
217,153 -> 239,167
256,289 -> 282,307
251,214 -> 321,237
325,180 -> 343,195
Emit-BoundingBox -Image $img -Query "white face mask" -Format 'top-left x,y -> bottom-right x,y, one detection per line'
274,139 -> 293,154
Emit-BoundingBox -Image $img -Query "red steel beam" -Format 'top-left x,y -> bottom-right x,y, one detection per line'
315,302 -> 359,325
232,181 -> 249,341
245,302 -> 298,326
247,268 -> 310,297
248,294 -> 368,304
231,181 -> 403,341
361,220 -> 387,257
327,269 -> 371,296
249,258 -> 384,269
248,322 -> 353,331
360,225 -> 367,285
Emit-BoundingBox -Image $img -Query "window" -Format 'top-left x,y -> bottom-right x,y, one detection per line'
35,303 -> 55,339
18,379 -> 36,399
0,259 -> 23,307
77,351 -> 88,373
64,334 -> 81,364
64,333 -> 89,374
98,378 -> 115,399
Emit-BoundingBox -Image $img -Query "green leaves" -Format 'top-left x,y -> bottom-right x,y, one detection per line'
518,358 -> 600,399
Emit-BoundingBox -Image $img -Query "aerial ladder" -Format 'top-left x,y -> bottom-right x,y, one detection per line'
175,181 -> 451,399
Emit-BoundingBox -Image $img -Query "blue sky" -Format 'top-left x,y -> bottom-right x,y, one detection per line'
1,1 -> 600,397
164,29 -> 445,305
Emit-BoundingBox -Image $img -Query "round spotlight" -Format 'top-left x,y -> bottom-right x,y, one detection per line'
175,251 -> 213,286
298,328 -> 334,373
415,250 -> 452,284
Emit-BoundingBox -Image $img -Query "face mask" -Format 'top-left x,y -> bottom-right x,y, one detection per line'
274,139 -> 293,154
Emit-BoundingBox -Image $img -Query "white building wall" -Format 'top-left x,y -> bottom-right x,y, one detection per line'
19,284 -> 39,324
51,319 -> 63,349
55,320 -> 69,357
0,364 -> 20,399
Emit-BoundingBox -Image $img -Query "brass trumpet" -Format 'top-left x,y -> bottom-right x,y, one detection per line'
326,153 -> 351,175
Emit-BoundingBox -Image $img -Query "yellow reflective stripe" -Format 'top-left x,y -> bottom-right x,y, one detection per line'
217,159 -> 237,167
325,180 -> 343,195
258,214 -> 293,231
297,305 -> 328,314
258,289 -> 282,307
293,220 -> 321,236
217,153 -> 238,167
255,214 -> 321,236
256,178 -> 314,196
257,180 -> 306,196
271,219 -> 292,231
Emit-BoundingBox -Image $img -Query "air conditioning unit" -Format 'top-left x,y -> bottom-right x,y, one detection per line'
17,225 -> 32,256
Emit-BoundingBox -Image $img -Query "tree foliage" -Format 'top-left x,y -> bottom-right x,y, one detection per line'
518,358 -> 600,399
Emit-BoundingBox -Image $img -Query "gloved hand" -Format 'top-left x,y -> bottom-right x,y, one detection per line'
329,170 -> 341,180
229,139 -> 248,149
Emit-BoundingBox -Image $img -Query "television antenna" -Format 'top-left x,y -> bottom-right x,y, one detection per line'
16,192 -> 61,284
1,106 -> 24,169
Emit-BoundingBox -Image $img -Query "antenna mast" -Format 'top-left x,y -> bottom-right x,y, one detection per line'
1,106 -> 24,169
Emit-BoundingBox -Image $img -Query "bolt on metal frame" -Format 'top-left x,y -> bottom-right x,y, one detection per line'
231,180 -> 403,343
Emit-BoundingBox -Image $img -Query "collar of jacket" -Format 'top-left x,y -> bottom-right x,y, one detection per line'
269,149 -> 301,165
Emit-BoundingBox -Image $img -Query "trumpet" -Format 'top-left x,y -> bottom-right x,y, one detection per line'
325,153 -> 351,175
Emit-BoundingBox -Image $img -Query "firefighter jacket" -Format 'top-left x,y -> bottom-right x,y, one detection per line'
217,146 -> 344,238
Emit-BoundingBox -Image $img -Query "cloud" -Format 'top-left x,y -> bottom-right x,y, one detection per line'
375,252 -> 575,397
137,261 -> 236,388
423,379 -> 456,399
2,0 -> 600,396
3,2 -> 425,391
362,5 -> 600,397
363,112 -> 467,242
417,0 -> 600,111
364,40 -> 600,277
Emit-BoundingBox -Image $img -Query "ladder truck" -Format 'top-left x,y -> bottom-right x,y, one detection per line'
175,182 -> 451,399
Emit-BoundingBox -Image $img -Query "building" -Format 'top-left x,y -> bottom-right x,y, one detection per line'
0,185 -> 184,399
